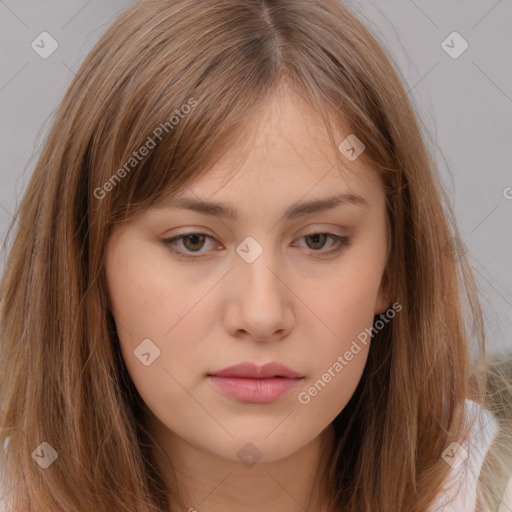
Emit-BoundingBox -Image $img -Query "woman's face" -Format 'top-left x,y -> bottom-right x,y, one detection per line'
104,86 -> 390,465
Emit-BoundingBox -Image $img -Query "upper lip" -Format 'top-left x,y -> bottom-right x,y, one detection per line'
208,362 -> 303,379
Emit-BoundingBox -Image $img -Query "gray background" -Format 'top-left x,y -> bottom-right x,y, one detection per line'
0,1 -> 511,356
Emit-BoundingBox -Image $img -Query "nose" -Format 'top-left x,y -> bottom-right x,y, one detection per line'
223,241 -> 295,343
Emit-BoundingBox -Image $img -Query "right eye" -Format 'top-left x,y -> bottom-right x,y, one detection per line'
162,232 -> 220,259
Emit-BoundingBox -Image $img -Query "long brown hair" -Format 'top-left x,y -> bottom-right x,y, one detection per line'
1,0 -> 511,510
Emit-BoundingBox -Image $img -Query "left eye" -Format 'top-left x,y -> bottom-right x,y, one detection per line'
294,232 -> 348,253
162,232 -> 350,260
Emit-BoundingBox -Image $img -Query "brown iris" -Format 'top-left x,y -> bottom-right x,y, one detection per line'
182,234 -> 207,252
303,233 -> 328,250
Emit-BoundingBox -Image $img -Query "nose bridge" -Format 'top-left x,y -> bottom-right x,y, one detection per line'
226,234 -> 292,340
235,234 -> 282,299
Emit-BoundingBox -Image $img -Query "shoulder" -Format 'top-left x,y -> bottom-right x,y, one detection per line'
428,398 -> 501,511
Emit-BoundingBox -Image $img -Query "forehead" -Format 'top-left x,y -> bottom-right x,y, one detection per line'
173,86 -> 381,202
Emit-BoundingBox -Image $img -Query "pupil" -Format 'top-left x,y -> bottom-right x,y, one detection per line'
185,234 -> 204,251
307,233 -> 325,249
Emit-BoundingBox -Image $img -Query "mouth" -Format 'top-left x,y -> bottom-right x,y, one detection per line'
207,362 -> 305,403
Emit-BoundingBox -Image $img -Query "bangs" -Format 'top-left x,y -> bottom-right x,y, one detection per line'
84,0 -> 396,230
103,87 -> 273,222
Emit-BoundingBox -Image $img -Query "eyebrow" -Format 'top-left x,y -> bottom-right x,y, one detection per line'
160,193 -> 369,221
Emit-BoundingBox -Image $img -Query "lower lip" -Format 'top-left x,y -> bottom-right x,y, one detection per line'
207,376 -> 303,403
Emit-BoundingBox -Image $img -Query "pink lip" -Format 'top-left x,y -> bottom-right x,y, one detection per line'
207,362 -> 304,403
209,362 -> 303,379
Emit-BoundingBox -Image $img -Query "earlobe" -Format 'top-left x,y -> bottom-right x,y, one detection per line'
374,291 -> 392,315
374,273 -> 392,315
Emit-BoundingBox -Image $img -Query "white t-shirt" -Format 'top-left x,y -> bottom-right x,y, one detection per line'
428,399 -> 511,511
0,399 -> 510,511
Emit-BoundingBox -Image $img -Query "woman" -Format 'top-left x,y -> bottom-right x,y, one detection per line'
1,0 -> 511,510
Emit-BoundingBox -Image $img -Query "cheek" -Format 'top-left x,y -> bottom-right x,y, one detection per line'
308,255 -> 384,337
292,252 -> 384,416
292,291 -> 374,429
105,239 -> 206,343
104,240 -> 216,404
296,342 -> 368,424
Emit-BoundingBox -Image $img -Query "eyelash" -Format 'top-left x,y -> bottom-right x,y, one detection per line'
161,232 -> 351,260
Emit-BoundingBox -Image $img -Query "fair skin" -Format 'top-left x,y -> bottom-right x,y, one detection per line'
104,85 -> 391,512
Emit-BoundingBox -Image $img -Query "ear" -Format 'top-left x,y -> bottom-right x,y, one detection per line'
374,269 -> 392,315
